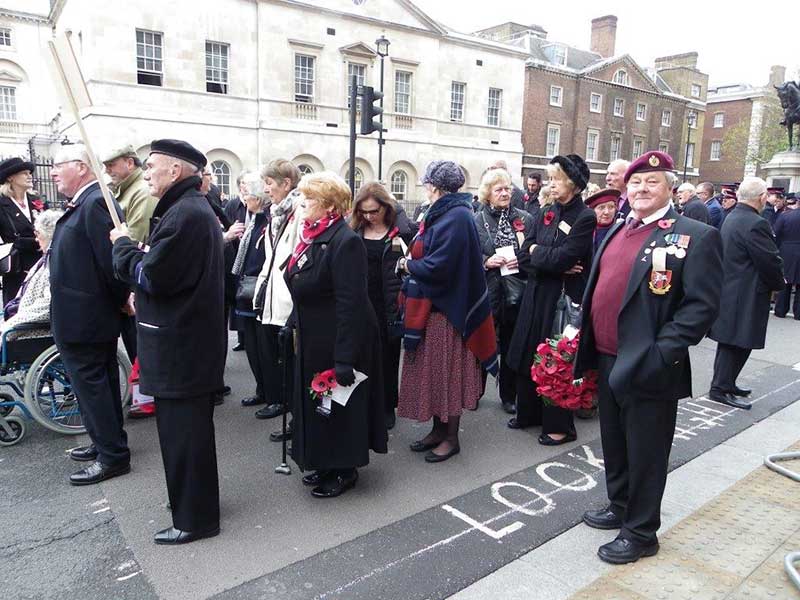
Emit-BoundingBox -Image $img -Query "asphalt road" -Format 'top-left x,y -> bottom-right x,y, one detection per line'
1,314 -> 799,600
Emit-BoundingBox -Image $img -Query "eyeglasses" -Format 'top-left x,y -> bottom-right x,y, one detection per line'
358,207 -> 383,216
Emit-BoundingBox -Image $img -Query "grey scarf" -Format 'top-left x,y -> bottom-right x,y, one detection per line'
270,189 -> 300,240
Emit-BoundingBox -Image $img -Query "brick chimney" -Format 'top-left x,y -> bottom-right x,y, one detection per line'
769,65 -> 786,87
590,15 -> 617,58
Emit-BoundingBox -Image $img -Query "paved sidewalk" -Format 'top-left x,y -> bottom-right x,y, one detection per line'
451,399 -> 800,600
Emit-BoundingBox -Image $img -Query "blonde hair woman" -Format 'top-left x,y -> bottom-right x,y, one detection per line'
284,172 -> 387,498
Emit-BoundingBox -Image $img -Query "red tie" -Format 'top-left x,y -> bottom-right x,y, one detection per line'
627,218 -> 642,230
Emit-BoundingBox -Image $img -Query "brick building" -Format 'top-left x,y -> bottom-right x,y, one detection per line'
477,16 -> 703,186
698,66 -> 786,186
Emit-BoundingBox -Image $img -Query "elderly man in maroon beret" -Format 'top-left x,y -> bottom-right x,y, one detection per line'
575,151 -> 723,564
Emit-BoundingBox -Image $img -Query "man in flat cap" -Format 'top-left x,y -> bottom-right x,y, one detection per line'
49,143 -> 131,485
708,177 -> 784,410
111,139 -> 225,545
576,150 -> 722,564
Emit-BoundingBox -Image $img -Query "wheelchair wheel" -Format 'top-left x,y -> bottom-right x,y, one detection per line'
0,392 -> 15,417
0,416 -> 25,446
23,345 -> 132,435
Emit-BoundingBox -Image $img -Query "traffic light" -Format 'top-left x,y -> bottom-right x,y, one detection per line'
359,85 -> 383,135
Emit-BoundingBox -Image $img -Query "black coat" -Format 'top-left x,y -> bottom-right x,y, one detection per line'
285,219 -> 388,471
50,182 -> 128,344
710,204 -> 785,349
475,206 -> 535,322
682,196 -> 709,224
0,193 -> 43,273
575,208 -> 723,401
113,176 -> 226,398
506,195 -> 596,373
774,208 -> 800,284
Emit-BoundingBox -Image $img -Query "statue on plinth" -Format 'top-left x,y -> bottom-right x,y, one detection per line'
775,81 -> 800,149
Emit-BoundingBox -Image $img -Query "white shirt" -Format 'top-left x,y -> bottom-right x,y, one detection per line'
627,203 -> 672,226
70,180 -> 99,204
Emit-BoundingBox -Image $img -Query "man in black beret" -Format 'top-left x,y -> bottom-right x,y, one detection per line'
110,139 -> 225,544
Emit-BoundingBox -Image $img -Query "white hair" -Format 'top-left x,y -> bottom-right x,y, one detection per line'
737,177 -> 767,202
677,182 -> 695,193
664,171 -> 678,189
33,209 -> 64,244
241,174 -> 267,201
54,143 -> 92,166
608,159 -> 630,171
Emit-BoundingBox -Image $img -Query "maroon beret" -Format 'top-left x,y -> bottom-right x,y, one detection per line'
721,188 -> 737,200
767,186 -> 785,197
585,188 -> 621,209
623,151 -> 675,184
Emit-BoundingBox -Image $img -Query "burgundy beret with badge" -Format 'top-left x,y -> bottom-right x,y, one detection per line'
623,151 -> 675,184
585,187 -> 621,209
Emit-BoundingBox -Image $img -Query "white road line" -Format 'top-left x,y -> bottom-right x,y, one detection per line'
116,561 -> 137,572
90,498 -> 108,508
93,507 -> 111,514
116,572 -> 140,582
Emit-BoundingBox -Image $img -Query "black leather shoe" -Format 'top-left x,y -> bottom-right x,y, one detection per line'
732,386 -> 752,397
501,401 -> 516,414
507,417 -> 528,430
597,536 -> 659,564
269,423 -> 292,442
409,439 -> 439,452
213,394 -> 225,406
424,445 -> 460,463
583,506 -> 622,530
69,461 -> 130,486
311,470 -> 358,498
538,432 -> 577,446
222,385 -> 232,396
302,470 -> 330,487
385,410 -> 396,430
232,343 -> 245,352
254,403 -> 285,419
154,525 -> 220,545
70,445 -> 98,462
241,396 -> 266,407
708,390 -> 751,410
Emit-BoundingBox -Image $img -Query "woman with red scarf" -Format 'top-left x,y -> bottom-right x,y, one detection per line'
284,172 -> 387,499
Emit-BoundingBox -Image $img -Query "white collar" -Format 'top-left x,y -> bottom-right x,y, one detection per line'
71,180 -> 98,202
629,203 -> 672,226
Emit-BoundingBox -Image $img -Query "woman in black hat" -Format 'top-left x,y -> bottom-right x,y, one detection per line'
0,157 -> 45,304
506,154 -> 597,445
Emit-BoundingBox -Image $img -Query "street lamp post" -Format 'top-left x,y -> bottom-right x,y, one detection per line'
682,112 -> 694,183
375,35 -> 390,182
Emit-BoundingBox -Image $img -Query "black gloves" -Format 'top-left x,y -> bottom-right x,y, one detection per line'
334,362 -> 356,386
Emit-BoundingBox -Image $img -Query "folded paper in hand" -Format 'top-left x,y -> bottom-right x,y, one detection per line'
331,370 -> 369,407
496,245 -> 519,276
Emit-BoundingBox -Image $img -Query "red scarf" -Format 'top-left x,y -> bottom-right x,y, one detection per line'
289,213 -> 341,269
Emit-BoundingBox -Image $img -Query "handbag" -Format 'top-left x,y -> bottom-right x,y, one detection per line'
551,286 -> 582,337
501,274 -> 526,307
0,242 -> 17,275
235,275 -> 258,311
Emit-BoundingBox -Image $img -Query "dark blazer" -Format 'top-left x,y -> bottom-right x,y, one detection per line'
774,208 -> 800,284
682,196 -> 709,224
0,193 -> 42,272
113,177 -> 226,398
710,204 -> 785,349
705,197 -> 723,229
285,218 -> 387,471
575,208 -> 723,401
49,182 -> 128,344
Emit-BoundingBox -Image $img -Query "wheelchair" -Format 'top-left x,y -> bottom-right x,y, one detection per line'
0,323 -> 131,446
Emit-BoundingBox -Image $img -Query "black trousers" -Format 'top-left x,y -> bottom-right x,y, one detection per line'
382,334 -> 401,412
498,306 -> 519,405
58,341 -> 129,466
120,315 -> 137,363
515,373 -> 575,435
775,284 -> 800,319
260,324 -> 287,406
2,272 -> 24,306
710,343 -> 752,394
242,317 -> 273,401
597,353 -> 678,545
154,394 -> 220,532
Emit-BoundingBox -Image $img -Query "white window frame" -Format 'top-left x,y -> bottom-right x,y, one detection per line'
390,170 -> 408,202
297,164 -> 314,176
713,112 -> 724,128
586,129 -> 600,161
487,87 -> 502,127
710,141 -> 721,161
394,70 -> 412,115
450,81 -> 466,122
346,62 -> 367,107
613,98 -> 624,117
294,53 -> 315,104
686,142 -> 695,167
549,85 -> 563,107
658,141 -> 669,154
636,102 -> 647,121
633,138 -> 644,159
136,29 -> 163,86
0,28 -> 11,47
590,93 -> 602,113
205,41 -> 229,94
690,83 -> 701,98
348,167 -> 364,195
610,135 -> 622,162
553,45 -> 567,66
613,69 -> 628,85
661,109 -> 672,127
546,124 -> 561,157
211,160 -> 231,198
0,85 -> 16,120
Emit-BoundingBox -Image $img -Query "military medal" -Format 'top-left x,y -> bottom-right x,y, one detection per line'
666,245 -> 676,255
675,234 -> 690,259
649,247 -> 672,295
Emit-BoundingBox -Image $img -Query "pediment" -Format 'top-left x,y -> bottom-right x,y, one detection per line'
0,68 -> 22,83
339,42 -> 378,60
584,55 -> 661,94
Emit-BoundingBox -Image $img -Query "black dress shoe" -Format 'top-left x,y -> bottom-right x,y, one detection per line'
507,417 -> 529,429
269,423 -> 292,442
385,411 -> 396,430
241,396 -> 266,407
732,386 -> 752,397
311,469 -> 358,498
538,432 -> 577,446
583,506 -> 622,530
69,461 -> 130,486
302,470 -> 330,486
154,525 -> 220,545
232,343 -> 245,352
501,401 -> 516,414
708,390 -> 751,410
222,385 -> 232,396
597,536 -> 659,564
424,445 -> 460,463
254,403 -> 285,419
409,439 -> 440,452
69,445 -> 98,462
213,394 -> 225,406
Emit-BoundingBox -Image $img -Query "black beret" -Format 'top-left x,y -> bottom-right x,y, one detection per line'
150,139 -> 207,170
550,154 -> 590,191
0,157 -> 35,184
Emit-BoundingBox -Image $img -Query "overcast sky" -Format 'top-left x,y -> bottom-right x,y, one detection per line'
414,0 -> 800,89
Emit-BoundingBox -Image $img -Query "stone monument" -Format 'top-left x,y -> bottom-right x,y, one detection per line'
762,81 -> 800,191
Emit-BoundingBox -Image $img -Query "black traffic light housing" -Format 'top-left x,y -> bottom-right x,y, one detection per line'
359,85 -> 383,135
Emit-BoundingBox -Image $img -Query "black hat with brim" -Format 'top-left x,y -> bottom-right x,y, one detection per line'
550,154 -> 590,191
0,157 -> 35,184
149,139 -> 207,170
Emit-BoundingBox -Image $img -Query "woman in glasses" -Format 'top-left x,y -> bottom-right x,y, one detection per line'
350,182 -> 415,429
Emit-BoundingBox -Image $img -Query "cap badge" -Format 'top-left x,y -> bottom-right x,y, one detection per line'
648,155 -> 660,167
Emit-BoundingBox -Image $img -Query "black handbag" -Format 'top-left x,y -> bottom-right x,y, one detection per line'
551,286 -> 582,337
501,274 -> 526,307
235,275 -> 258,311
0,210 -> 20,275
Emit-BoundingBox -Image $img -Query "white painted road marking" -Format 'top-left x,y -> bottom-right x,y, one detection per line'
116,572 -> 140,582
